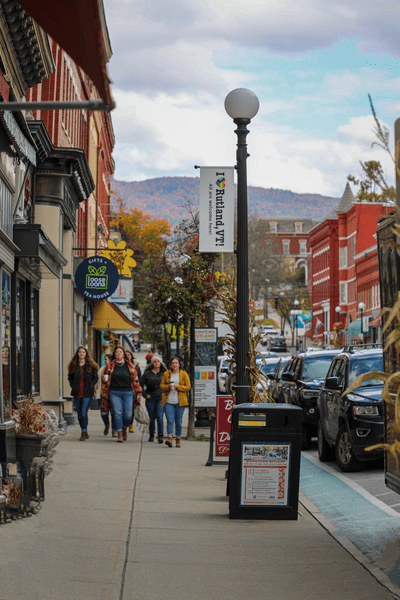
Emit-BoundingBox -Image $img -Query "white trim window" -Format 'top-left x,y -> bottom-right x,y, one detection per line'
339,246 -> 347,269
299,240 -> 306,255
339,282 -> 347,304
283,240 -> 290,254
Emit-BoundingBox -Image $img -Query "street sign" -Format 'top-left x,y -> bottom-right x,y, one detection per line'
216,395 -> 233,456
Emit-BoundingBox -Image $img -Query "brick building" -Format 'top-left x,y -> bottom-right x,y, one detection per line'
308,183 -> 392,345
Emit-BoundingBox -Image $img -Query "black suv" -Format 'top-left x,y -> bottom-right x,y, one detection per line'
317,347 -> 384,472
279,350 -> 342,449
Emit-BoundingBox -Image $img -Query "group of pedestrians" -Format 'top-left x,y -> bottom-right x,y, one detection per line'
67,346 -> 191,448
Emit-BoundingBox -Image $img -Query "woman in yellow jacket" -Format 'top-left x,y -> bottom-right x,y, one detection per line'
160,356 -> 191,448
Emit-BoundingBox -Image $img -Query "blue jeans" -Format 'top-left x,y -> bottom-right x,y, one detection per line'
74,396 -> 92,431
109,390 -> 134,431
145,395 -> 164,437
164,403 -> 185,437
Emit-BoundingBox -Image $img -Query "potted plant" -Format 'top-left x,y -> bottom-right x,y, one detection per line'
13,399 -> 46,470
2,477 -> 21,519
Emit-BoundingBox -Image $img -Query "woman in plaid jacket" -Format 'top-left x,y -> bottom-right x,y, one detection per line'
101,346 -> 141,443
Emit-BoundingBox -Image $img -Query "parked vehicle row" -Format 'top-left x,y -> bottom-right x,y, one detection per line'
264,345 -> 384,472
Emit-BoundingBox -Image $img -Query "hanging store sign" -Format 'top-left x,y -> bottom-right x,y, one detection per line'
75,256 -> 119,300
199,166 -> 234,253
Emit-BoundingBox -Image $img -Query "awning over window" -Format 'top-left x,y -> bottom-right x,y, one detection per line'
14,0 -> 113,108
13,224 -> 68,278
347,317 -> 373,338
369,314 -> 381,328
93,301 -> 141,333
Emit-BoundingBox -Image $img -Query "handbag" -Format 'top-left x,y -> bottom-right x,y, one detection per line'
134,398 -> 150,426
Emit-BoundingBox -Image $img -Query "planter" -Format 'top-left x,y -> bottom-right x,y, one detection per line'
15,434 -> 45,470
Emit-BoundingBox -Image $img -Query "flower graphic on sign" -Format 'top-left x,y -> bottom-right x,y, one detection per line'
99,240 -> 136,277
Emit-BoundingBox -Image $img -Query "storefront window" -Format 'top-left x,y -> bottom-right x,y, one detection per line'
16,279 -> 25,396
2,270 -> 11,419
31,289 -> 39,395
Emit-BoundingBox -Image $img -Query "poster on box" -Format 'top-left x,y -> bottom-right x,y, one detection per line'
194,366 -> 216,407
194,328 -> 217,407
240,442 -> 291,507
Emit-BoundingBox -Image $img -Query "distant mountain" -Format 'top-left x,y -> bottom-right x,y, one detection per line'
111,177 -> 340,225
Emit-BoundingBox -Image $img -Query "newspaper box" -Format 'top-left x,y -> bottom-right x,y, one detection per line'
228,403 -> 302,520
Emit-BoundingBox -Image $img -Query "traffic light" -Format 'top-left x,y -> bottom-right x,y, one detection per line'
275,297 -> 279,310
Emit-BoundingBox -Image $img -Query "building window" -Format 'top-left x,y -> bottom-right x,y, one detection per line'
2,270 -> 11,420
353,236 -> 356,259
270,222 -> 277,232
283,241 -> 290,255
299,240 -> 306,255
31,288 -> 39,395
339,246 -> 347,269
339,282 -> 347,304
16,279 -> 25,397
295,222 -> 303,232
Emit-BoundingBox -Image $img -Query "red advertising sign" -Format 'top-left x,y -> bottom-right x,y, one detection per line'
216,395 -> 234,456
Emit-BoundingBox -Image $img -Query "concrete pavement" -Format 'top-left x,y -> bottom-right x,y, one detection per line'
0,411 -> 398,600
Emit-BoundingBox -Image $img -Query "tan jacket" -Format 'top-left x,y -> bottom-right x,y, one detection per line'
160,369 -> 191,407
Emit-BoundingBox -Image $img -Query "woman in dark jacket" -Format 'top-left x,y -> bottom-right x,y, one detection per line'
140,355 -> 167,443
68,346 -> 98,441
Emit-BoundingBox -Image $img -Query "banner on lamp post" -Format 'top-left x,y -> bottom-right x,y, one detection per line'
199,166 -> 234,252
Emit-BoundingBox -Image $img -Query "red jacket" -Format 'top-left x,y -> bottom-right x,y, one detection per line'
100,360 -> 142,413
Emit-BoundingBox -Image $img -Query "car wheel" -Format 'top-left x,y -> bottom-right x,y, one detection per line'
317,420 -> 335,462
335,425 -> 365,472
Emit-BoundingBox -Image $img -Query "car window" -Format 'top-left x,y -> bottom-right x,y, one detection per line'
284,358 -> 295,373
278,358 -> 289,375
260,361 -> 279,375
348,355 -> 383,387
301,356 -> 337,382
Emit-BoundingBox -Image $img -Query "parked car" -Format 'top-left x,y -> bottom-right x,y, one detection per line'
256,357 -> 282,400
264,356 -> 290,401
217,355 -> 232,394
279,349 -> 342,449
269,335 -> 287,352
256,350 -> 278,363
261,328 -> 281,346
317,348 -> 384,472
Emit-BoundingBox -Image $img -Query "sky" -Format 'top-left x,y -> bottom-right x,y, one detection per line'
102,0 -> 400,198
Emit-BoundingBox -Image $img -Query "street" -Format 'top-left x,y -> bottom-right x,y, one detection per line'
303,439 -> 400,513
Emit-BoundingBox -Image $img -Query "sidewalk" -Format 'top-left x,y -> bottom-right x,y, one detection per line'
0,413 -> 398,600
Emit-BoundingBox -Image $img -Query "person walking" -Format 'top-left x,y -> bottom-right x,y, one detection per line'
125,349 -> 141,433
95,353 -> 114,436
140,354 -> 167,443
68,346 -> 98,441
101,346 -> 142,443
160,356 -> 191,448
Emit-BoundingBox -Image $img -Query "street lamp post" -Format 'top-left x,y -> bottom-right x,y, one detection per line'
358,301 -> 366,342
225,88 -> 259,405
294,298 -> 300,351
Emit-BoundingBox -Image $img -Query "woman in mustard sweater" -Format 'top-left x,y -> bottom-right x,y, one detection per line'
160,356 -> 191,448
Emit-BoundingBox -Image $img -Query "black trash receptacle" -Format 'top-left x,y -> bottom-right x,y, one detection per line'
228,403 -> 302,520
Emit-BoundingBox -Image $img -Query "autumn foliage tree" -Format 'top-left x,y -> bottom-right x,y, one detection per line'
112,197 -> 171,266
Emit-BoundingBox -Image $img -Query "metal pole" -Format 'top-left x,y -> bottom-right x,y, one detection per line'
234,118 -> 250,405
360,308 -> 364,340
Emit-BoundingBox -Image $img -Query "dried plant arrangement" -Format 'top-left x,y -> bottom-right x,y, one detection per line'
2,478 -> 21,506
12,398 -> 47,435
215,275 -> 273,404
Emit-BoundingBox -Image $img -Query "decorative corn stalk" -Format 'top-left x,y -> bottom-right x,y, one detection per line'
215,275 -> 273,404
